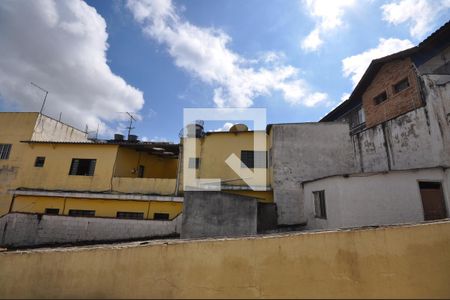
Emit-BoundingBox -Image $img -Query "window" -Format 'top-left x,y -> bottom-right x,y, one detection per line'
137,165 -> 145,178
45,208 -> 59,215
418,182 -> 447,221
393,78 -> 410,94
313,190 -> 327,219
68,209 -> 95,217
188,157 -> 200,169
153,213 -> 170,220
0,144 -> 12,160
69,159 -> 96,176
241,151 -> 267,168
34,156 -> 45,167
348,107 -> 366,129
117,211 -> 144,220
373,91 -> 388,105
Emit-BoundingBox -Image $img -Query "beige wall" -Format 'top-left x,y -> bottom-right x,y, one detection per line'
1,220 -> 449,298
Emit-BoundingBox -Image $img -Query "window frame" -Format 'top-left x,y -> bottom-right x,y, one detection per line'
313,190 -> 327,219
153,213 -> 170,220
240,150 -> 268,169
68,158 -> 97,176
34,156 -> 46,167
116,211 -> 145,220
393,77 -> 410,94
44,208 -> 60,215
0,144 -> 12,160
373,91 -> 388,105
188,157 -> 200,169
68,209 -> 95,217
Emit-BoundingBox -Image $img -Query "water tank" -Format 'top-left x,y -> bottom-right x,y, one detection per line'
185,123 -> 204,138
229,124 -> 248,132
128,134 -> 138,142
114,134 -> 124,141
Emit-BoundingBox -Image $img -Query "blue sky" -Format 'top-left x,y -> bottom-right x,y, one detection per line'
0,0 -> 449,142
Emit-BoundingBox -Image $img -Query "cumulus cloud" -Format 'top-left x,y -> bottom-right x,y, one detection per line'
381,0 -> 450,39
212,122 -> 235,132
126,0 -> 328,108
301,0 -> 355,52
0,0 -> 144,134
342,38 -> 414,86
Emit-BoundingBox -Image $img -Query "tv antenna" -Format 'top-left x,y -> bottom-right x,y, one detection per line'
126,112 -> 136,137
30,82 -> 48,114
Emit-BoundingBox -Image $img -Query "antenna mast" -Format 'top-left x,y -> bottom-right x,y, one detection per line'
30,82 -> 49,114
126,112 -> 136,137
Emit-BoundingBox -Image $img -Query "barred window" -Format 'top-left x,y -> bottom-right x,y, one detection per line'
68,209 -> 95,217
117,211 -> 144,220
313,190 -> 327,219
45,208 -> 59,215
69,158 -> 96,176
0,144 -> 12,160
241,150 -> 267,168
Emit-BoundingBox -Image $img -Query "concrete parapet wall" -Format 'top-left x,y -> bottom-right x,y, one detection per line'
0,220 -> 449,298
181,191 -> 257,239
0,213 -> 181,248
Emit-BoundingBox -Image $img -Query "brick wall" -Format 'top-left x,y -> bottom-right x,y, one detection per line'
363,57 -> 424,128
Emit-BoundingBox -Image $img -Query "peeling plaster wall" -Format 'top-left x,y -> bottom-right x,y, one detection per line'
353,75 -> 450,172
0,213 -> 182,248
303,167 -> 450,230
270,123 -> 358,225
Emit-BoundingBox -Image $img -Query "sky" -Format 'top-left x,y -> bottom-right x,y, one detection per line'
0,0 -> 449,142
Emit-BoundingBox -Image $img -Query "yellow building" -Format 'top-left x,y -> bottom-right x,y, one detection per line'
1,112 -> 182,221
181,124 -> 273,203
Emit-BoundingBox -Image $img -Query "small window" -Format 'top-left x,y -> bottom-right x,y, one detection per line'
241,151 -> 267,168
393,78 -> 410,94
373,91 -> 388,105
69,159 -> 96,176
313,190 -> 327,219
117,211 -> 144,220
34,156 -> 45,167
0,144 -> 12,160
137,165 -> 145,178
45,208 -> 59,215
188,157 -> 200,169
68,209 -> 95,217
153,213 -> 170,220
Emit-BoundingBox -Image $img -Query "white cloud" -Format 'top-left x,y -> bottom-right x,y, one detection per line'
126,0 -> 328,108
0,0 -> 144,134
213,122 -> 235,132
301,0 -> 356,52
381,0 -> 450,39
342,38 -> 414,86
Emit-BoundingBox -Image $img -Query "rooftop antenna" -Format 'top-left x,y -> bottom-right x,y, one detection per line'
30,82 -> 48,114
126,112 -> 136,137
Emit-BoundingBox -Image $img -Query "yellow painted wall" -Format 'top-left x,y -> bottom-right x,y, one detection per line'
1,221 -> 449,298
18,144 -> 119,192
112,177 -> 176,195
0,113 -> 38,216
11,195 -> 183,220
114,147 -> 178,179
182,131 -> 270,190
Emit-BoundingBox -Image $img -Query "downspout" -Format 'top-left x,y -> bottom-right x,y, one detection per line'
174,142 -> 182,196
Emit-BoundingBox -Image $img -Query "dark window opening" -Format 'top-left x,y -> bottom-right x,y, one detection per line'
153,213 -> 170,220
34,156 -> 45,167
68,209 -> 95,217
45,208 -> 59,215
117,211 -> 144,219
313,190 -> 327,219
188,157 -> 200,169
137,165 -> 145,178
393,78 -> 410,93
0,144 -> 12,160
241,150 -> 267,168
419,181 -> 447,221
374,91 -> 388,105
69,159 -> 96,176
348,107 -> 366,129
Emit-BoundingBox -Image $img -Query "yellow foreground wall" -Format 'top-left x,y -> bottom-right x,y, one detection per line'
1,220 -> 450,299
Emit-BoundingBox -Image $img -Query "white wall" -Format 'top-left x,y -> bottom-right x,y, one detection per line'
303,168 -> 450,230
31,114 -> 88,142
